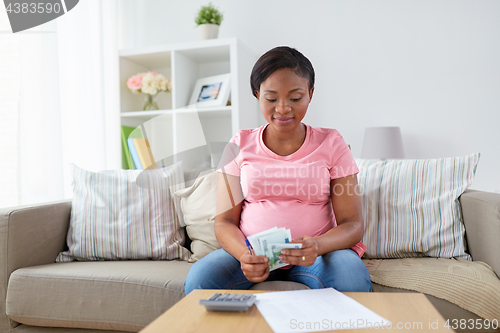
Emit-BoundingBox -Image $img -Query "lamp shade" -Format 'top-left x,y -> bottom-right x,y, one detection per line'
360,127 -> 404,159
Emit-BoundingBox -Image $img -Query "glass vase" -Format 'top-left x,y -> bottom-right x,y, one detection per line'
143,94 -> 159,111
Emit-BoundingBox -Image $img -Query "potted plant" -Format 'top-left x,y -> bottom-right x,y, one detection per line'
195,2 -> 224,40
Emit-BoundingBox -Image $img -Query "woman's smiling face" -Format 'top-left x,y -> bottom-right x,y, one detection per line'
255,68 -> 314,133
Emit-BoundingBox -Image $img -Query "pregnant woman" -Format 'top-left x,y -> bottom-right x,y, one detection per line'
184,46 -> 372,294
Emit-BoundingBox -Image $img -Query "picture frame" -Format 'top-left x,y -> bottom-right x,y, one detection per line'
189,73 -> 231,108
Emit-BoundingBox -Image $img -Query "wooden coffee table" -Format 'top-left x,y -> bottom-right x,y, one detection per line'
140,290 -> 454,333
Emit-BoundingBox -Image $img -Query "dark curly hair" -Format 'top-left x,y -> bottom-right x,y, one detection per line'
250,46 -> 315,99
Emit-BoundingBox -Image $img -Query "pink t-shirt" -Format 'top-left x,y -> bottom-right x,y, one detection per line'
217,122 -> 366,257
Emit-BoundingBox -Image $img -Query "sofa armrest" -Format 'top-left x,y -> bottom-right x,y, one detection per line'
0,199 -> 71,332
460,190 -> 500,277
0,199 -> 72,272
0,200 -> 71,331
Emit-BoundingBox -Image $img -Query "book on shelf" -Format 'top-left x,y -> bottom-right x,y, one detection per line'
133,138 -> 157,169
127,138 -> 143,169
120,126 -> 142,169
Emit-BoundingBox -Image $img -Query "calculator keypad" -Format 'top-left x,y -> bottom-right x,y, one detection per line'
199,293 -> 256,312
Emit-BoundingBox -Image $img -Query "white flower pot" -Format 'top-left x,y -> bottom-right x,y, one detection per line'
198,24 -> 219,40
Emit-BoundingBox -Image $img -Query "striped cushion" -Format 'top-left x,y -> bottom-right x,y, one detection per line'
56,163 -> 190,262
355,153 -> 480,260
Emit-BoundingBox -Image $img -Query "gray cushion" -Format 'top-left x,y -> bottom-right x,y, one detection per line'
6,261 -> 192,332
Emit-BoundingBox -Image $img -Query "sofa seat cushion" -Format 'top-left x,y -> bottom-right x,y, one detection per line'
363,258 -> 500,321
6,261 -> 192,332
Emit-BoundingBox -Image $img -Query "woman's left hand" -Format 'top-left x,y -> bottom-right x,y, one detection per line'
278,235 -> 318,266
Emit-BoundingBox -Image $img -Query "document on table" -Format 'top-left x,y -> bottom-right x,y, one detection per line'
254,288 -> 392,333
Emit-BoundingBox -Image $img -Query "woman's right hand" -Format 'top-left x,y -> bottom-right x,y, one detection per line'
239,253 -> 270,283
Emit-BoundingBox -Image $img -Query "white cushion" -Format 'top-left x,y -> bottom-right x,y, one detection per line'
173,169 -> 221,262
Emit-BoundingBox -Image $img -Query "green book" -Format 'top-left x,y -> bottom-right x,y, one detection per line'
120,126 -> 142,169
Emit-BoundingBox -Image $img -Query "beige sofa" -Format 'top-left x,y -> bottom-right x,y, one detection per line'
1,189 -> 499,333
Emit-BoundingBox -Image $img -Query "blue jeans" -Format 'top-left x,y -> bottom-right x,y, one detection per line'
184,248 -> 372,295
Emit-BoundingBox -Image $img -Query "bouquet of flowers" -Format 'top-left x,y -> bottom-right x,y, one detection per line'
127,71 -> 171,95
127,71 -> 172,110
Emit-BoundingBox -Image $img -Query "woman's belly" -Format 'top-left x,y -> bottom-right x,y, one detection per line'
239,199 -> 337,239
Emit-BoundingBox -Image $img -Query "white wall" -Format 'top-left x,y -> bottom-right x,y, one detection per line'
119,0 -> 500,192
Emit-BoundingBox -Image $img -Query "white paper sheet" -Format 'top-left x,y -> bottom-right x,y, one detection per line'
255,288 -> 392,332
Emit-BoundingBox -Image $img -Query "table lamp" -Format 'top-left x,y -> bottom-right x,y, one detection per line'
360,127 -> 405,159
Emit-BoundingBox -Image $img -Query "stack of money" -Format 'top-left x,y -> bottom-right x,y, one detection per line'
247,227 -> 302,271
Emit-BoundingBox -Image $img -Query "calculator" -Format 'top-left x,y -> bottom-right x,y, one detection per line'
199,293 -> 256,312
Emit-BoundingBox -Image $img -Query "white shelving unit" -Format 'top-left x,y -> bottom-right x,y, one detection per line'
119,37 -> 260,170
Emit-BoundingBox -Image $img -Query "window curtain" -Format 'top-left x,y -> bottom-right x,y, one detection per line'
0,7 -> 20,208
0,0 -> 120,209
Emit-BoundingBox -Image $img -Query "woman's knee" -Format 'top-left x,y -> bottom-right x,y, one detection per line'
184,248 -> 245,295
321,249 -> 372,292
